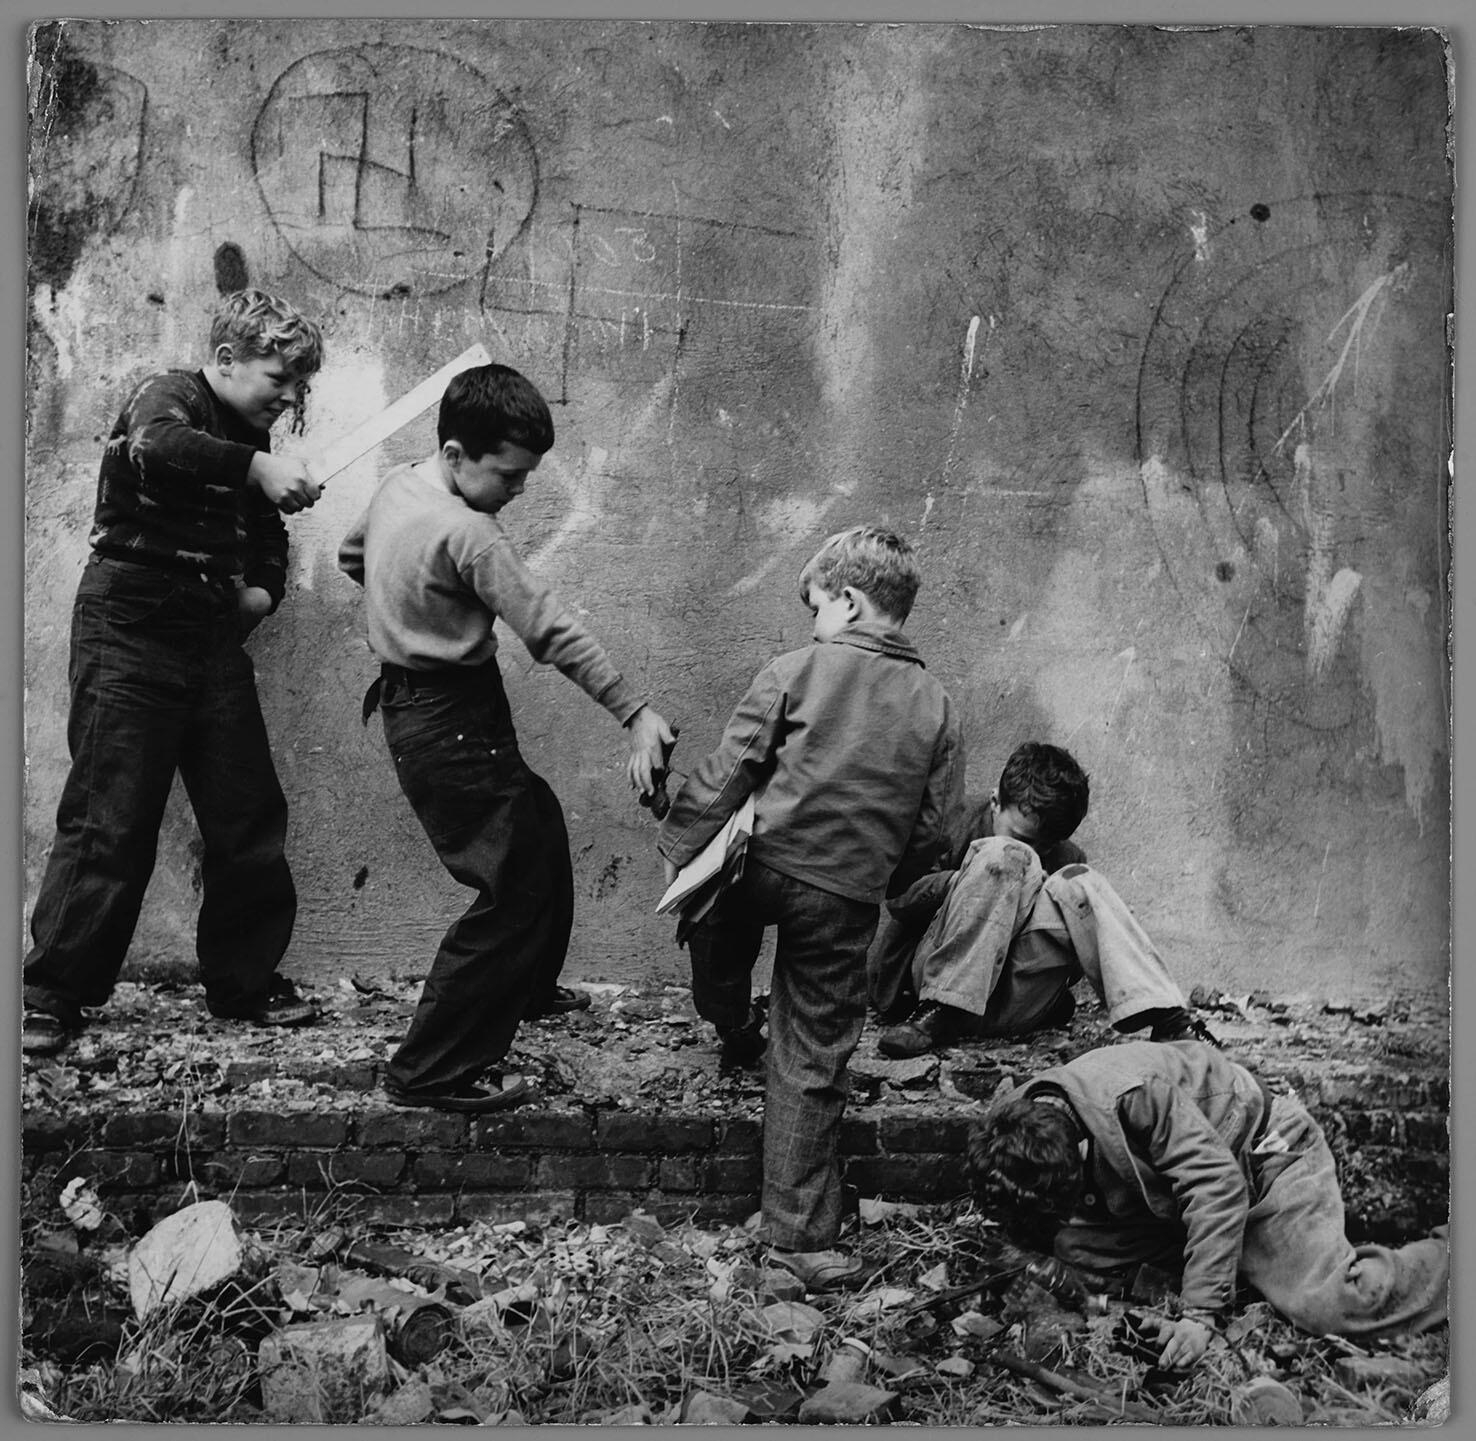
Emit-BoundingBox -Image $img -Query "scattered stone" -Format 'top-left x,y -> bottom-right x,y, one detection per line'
798,1380 -> 899,1423
1407,1374 -> 1449,1423
732,1377 -> 807,1421
936,1355 -> 976,1378
596,1401 -> 654,1424
849,1053 -> 940,1086
365,1377 -> 436,1426
127,1200 -> 243,1319
951,1311 -> 1003,1341
258,1315 -> 390,1423
762,1299 -> 826,1341
1231,1376 -> 1304,1426
680,1388 -> 750,1425
759,1267 -> 806,1302
1334,1355 -> 1430,1392
621,1208 -> 667,1247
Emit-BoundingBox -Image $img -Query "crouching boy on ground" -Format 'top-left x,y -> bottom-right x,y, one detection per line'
966,1040 -> 1448,1371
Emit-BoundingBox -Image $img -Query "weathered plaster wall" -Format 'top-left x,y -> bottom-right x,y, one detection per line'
24,20 -> 1451,1001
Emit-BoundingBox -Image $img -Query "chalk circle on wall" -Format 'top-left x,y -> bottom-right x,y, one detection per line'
250,43 -> 538,299
1133,189 -> 1449,732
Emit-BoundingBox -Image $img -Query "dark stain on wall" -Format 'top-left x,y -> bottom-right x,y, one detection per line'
27,23 -> 149,294
213,242 -> 250,294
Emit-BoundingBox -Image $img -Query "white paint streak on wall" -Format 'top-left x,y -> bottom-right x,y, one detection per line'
1190,209 -> 1211,262
931,314 -> 986,525
1361,571 -> 1444,830
31,283 -> 78,379
1294,442 -> 1362,680
728,494 -> 839,595
163,187 -> 197,362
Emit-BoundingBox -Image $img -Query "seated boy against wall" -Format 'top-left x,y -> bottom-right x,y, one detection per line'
876,741 -> 1213,1058
657,526 -> 964,1286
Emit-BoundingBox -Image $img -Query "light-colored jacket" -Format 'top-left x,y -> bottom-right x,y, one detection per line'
1026,1041 -> 1274,1313
658,622 -> 965,904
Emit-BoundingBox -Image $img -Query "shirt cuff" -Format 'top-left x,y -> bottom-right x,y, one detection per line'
596,677 -> 644,725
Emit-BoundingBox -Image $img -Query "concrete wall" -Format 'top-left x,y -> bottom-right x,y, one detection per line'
24,20 -> 1452,1001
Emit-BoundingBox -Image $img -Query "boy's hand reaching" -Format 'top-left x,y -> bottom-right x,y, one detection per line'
249,453 -> 323,514
624,705 -> 676,796
1149,1313 -> 1214,1371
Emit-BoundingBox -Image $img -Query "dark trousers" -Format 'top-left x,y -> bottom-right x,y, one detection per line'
687,861 -> 879,1251
377,663 -> 574,1095
24,555 -> 296,1028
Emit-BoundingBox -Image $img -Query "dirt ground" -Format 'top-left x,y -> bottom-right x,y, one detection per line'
22,964 -> 1449,1123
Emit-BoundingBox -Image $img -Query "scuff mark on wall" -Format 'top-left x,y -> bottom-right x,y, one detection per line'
1360,571 -> 1445,832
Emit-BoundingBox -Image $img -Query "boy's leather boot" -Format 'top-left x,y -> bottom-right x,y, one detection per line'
878,999 -> 958,1058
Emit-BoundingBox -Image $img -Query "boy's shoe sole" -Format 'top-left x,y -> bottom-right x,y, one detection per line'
22,1011 -> 75,1057
527,986 -> 592,1018
248,997 -> 320,1026
382,1075 -> 534,1113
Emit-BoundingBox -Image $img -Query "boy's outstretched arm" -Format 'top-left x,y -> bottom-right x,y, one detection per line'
468,535 -> 673,791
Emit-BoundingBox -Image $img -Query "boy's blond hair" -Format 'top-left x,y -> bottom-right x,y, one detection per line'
209,289 -> 324,376
798,525 -> 921,623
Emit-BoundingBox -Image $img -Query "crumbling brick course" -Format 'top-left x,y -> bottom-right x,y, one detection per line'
21,988 -> 1448,1242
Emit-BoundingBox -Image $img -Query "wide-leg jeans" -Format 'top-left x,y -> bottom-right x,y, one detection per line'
377,664 -> 573,1095
24,555 -> 296,1027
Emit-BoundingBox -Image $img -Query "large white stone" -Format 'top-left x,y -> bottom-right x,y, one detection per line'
127,1200 -> 244,1320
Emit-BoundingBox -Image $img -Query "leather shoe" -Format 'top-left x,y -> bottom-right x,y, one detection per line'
717,1006 -> 766,1068
382,1073 -> 534,1113
878,999 -> 958,1058
527,985 -> 592,1018
1147,1007 -> 1222,1048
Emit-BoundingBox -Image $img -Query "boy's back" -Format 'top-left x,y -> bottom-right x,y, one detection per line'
661,621 -> 961,902
657,525 -> 963,1276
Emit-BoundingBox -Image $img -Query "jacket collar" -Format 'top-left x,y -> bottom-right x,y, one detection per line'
827,620 -> 923,665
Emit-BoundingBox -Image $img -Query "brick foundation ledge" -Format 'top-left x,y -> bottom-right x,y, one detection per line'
22,982 -> 1448,1241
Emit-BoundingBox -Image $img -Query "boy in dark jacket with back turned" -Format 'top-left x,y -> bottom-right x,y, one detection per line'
658,526 -> 964,1287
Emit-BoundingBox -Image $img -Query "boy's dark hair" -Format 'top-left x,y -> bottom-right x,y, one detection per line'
210,289 -> 323,376
797,525 -> 921,623
438,363 -> 555,459
997,742 -> 1090,847
966,1094 -> 1083,1224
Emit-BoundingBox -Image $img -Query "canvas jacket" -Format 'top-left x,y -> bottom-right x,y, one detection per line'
1024,1041 -> 1274,1313
658,622 -> 965,904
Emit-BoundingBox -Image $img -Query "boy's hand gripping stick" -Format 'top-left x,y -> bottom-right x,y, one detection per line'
639,727 -> 680,820
305,343 -> 492,490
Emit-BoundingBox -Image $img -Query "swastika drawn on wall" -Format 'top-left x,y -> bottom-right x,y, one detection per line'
1134,190 -> 1448,736
250,44 -> 538,299
482,203 -> 817,402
